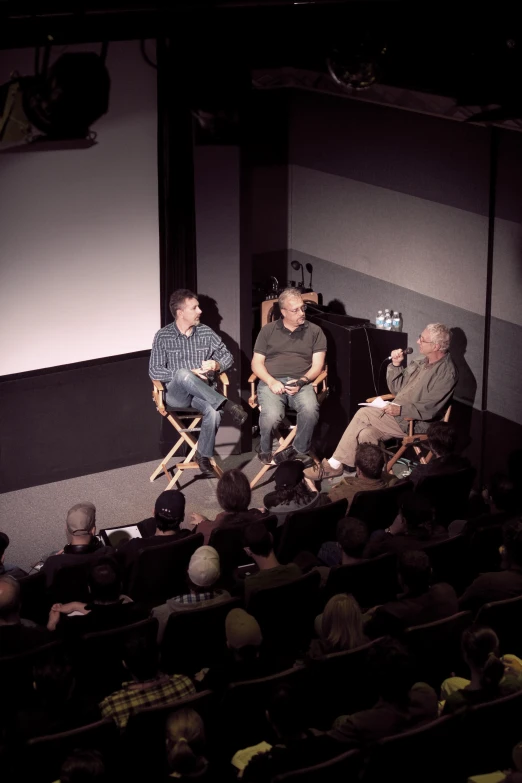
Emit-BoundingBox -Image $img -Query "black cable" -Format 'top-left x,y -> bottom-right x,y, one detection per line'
140,39 -> 158,70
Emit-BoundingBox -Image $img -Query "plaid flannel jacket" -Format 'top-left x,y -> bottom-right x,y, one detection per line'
99,673 -> 195,730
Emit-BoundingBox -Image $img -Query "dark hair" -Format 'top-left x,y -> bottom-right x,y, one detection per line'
60,750 -> 106,783
367,638 -> 415,706
217,469 -> 252,513
156,515 -> 182,533
489,473 -> 518,513
169,289 -> 198,319
88,558 -> 121,602
427,421 -> 458,457
33,650 -> 75,706
398,550 -> 431,593
0,532 -> 9,558
243,522 -> 273,557
502,519 -> 522,569
354,443 -> 385,479
264,481 -> 315,510
122,634 -> 159,681
337,517 -> 368,558
400,492 -> 434,536
462,626 -> 504,691
166,708 -> 207,776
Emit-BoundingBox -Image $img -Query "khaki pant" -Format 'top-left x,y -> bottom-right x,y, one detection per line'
333,407 -> 405,467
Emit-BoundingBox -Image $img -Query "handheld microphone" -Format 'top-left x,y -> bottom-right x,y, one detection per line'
387,347 -> 413,360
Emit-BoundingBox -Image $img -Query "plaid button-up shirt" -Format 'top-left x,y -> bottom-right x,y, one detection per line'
149,321 -> 233,383
99,673 -> 195,730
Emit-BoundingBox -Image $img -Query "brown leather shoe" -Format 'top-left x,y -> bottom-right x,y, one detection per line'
304,458 -> 344,481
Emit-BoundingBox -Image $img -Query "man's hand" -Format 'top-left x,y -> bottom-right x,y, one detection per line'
201,360 -> 219,373
191,368 -> 208,381
384,404 -> 401,417
190,512 -> 208,526
284,380 -> 300,397
390,349 -> 406,366
269,380 -> 285,395
388,513 -> 406,536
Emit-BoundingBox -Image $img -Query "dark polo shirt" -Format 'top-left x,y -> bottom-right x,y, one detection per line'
254,319 -> 327,378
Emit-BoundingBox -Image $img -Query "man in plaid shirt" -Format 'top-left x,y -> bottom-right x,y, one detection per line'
99,634 -> 195,730
149,289 -> 247,478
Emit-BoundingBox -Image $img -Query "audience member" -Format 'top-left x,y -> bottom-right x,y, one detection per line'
119,490 -> 192,575
241,522 -> 301,605
455,473 -> 521,538
237,684 -> 341,782
317,517 -> 369,568
0,533 -> 27,580
328,443 -> 396,505
15,649 -> 100,740
190,470 -> 268,544
200,608 -> 276,692
363,492 -> 446,559
99,634 -> 195,730
364,550 -> 458,639
47,557 -> 149,635
459,520 -> 522,615
409,421 -> 470,486
328,637 -> 416,747
153,546 -> 231,643
309,593 -> 368,659
41,502 -> 111,586
0,574 -> 52,655
59,750 -> 108,783
165,708 -> 210,782
262,460 -> 328,527
442,626 -> 522,714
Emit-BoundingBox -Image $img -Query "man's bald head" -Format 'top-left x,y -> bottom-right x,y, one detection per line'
66,502 -> 96,539
0,575 -> 21,622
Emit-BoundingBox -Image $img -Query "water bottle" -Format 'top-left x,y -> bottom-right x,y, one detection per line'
384,310 -> 392,330
375,310 -> 384,329
392,311 -> 401,331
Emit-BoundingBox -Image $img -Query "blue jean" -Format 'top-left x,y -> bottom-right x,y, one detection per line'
257,377 -> 319,455
166,369 -> 224,458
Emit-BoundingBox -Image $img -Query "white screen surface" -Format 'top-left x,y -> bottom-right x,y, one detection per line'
0,41 -> 160,376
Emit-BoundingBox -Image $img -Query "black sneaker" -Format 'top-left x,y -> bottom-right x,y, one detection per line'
195,451 -> 216,478
294,451 -> 314,468
225,401 -> 248,426
258,451 -> 274,466
273,446 -> 298,465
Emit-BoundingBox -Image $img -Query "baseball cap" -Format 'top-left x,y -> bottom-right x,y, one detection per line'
226,608 -> 263,650
188,546 -> 220,588
154,490 -> 186,522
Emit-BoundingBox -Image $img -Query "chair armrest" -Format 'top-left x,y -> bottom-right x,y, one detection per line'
151,380 -> 167,416
366,393 -> 395,403
248,372 -> 257,383
312,368 -> 328,389
219,372 -> 229,398
248,373 -> 259,409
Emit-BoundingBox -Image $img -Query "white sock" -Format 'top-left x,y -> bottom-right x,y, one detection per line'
328,457 -> 342,469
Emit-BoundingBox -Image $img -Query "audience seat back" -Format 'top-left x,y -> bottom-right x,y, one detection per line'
18,570 -> 48,626
323,554 -> 399,610
209,515 -> 277,584
468,523 -> 503,576
462,689 -> 522,776
415,466 -> 476,527
422,534 -> 471,594
349,480 -> 413,532
272,748 -> 363,783
476,594 -> 522,658
276,499 -> 348,564
47,563 -> 91,605
404,610 -> 473,688
127,532 -> 203,604
0,640 -> 64,706
160,596 -> 242,675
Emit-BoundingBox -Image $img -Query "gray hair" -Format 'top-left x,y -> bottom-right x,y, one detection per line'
278,288 -> 303,311
66,502 -> 96,536
425,323 -> 451,353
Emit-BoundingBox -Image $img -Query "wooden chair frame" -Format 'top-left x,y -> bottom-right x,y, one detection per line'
366,393 -> 452,474
248,368 -> 328,489
150,373 -> 229,489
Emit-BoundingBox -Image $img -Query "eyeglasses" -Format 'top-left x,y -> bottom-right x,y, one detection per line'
418,334 -> 433,344
283,305 -> 307,314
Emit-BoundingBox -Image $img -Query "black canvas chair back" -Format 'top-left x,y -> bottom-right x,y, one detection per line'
415,466 -> 476,526
77,616 -> 159,702
309,638 -> 385,725
324,553 -> 399,610
247,570 -> 321,654
0,640 -> 63,705
18,570 -> 48,626
349,480 -> 413,532
25,718 -> 118,782
276,499 -> 348,564
476,594 -> 522,658
462,689 -> 522,776
422,534 -> 471,594
363,715 -> 458,783
221,664 -> 310,754
127,531 -> 203,604
160,596 -> 242,675
404,610 -> 473,688
209,514 -> 277,584
123,690 -> 217,781
272,748 -> 363,783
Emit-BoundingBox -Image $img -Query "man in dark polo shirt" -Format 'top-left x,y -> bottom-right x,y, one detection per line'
252,289 -> 327,465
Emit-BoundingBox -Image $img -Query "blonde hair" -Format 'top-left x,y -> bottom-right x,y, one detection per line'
165,708 -> 207,775
321,593 -> 365,653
